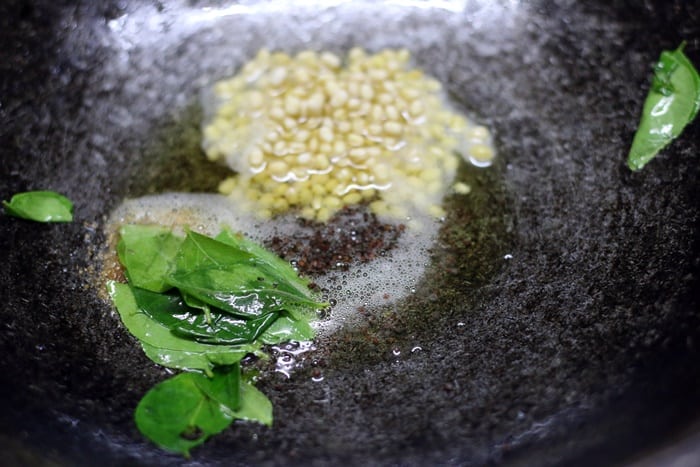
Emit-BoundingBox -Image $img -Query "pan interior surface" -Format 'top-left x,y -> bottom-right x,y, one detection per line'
1,1 -> 699,466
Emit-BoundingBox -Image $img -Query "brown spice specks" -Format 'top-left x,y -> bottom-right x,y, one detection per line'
266,205 -> 404,276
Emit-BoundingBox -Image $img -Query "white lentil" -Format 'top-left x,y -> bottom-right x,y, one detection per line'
202,48 -> 495,223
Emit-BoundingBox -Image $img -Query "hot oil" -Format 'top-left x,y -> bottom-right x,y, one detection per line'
107,144 -> 512,370
104,82 -> 512,377
124,104 -> 229,196
321,156 -> 514,367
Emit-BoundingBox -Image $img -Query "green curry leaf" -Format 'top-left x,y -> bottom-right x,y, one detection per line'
107,281 -> 257,374
171,311 -> 279,345
168,266 -> 322,318
109,226 -> 322,456
129,286 -> 280,345
134,366 -> 241,456
117,225 -> 184,293
232,374 -> 273,426
167,231 -> 327,318
260,312 -> 315,344
173,231 -> 257,272
215,229 -> 315,299
140,341 -> 258,375
2,190 -> 73,222
628,43 -> 700,171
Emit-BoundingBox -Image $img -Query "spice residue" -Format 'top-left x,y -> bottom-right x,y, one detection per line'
266,206 -> 405,275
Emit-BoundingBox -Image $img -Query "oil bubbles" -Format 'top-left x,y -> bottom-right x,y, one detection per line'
272,341 -> 316,378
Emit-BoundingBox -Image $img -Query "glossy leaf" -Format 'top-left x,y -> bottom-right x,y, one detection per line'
216,229 -> 314,299
168,266 -> 321,318
167,231 -> 327,318
175,231 -> 314,302
232,375 -> 273,426
129,287 -> 193,329
182,293 -> 213,325
108,226 -> 322,455
129,286 -> 279,345
140,341 -> 256,374
117,224 -> 184,293
173,231 -> 257,272
171,312 -> 279,345
215,230 -> 327,319
107,281 -> 257,374
134,366 -> 240,456
2,190 -> 73,222
628,43 -> 700,171
260,312 -> 315,344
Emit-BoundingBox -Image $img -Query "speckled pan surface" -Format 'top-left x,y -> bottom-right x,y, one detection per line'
1,0 -> 699,465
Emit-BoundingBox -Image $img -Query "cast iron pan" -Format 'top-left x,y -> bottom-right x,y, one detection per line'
1,0 -> 700,465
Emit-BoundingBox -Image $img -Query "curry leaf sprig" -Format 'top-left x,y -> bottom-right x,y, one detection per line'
627,43 -> 700,171
107,224 -> 327,456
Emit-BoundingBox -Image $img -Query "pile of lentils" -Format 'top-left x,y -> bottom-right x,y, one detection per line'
202,47 -> 494,224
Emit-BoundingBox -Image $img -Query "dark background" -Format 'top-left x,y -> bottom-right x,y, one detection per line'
1,1 -> 699,465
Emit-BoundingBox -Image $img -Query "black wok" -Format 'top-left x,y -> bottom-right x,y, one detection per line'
1,0 -> 699,465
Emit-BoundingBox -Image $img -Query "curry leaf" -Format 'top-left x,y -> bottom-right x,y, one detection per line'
171,312 -> 279,345
129,285 -> 280,345
260,312 -> 315,344
232,374 -> 273,426
140,341 -> 257,374
216,229 -> 314,299
173,231 -> 311,302
628,43 -> 700,171
168,266 -> 322,318
195,366 -> 242,412
107,281 -> 257,374
117,224 -> 184,293
2,190 -> 73,222
167,231 -> 327,318
181,293 -> 213,325
173,231 -> 257,272
109,226 -> 321,456
134,366 -> 241,456
128,287 -> 191,330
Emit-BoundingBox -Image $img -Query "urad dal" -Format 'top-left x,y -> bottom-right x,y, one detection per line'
202,48 -> 495,224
